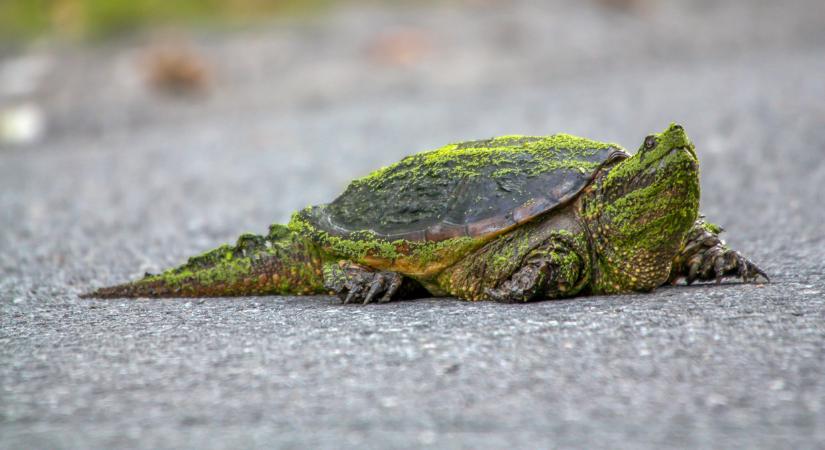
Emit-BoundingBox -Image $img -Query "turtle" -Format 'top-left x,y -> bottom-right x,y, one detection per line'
85,123 -> 768,303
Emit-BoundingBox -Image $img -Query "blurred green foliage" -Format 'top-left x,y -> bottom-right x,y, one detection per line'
0,0 -> 334,41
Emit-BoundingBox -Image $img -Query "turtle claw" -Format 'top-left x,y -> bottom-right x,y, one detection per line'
379,276 -> 403,303
704,247 -> 769,285
680,243 -> 768,285
671,218 -> 769,286
740,255 -> 770,284
362,281 -> 383,305
686,260 -> 700,285
343,288 -> 359,305
324,261 -> 404,305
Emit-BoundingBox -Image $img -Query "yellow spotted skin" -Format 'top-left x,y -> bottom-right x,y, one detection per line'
581,123 -> 700,294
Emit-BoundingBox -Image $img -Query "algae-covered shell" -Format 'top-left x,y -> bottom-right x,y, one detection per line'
299,134 -> 629,244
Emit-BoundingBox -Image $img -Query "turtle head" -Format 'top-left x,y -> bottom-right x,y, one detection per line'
583,123 -> 700,293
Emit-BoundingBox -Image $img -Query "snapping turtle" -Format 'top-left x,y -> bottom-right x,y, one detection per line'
86,123 -> 767,303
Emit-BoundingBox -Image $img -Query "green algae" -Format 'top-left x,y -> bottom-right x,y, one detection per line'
315,132 -> 627,239
289,210 -> 481,275
354,134 -> 621,191
140,225 -> 327,295
432,213 -> 593,301
582,124 -> 700,294
700,219 -> 723,235
488,233 -> 533,274
602,123 -> 694,187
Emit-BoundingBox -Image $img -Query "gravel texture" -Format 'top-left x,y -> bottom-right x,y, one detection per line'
2,0 -> 825,448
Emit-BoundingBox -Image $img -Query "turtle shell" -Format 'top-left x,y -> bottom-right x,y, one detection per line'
299,134 -> 628,243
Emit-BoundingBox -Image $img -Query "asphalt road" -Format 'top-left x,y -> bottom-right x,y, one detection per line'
2,1 -> 825,448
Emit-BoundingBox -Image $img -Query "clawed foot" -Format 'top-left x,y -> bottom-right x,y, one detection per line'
485,261 -> 550,303
324,261 -> 403,304
670,218 -> 769,286
684,246 -> 769,285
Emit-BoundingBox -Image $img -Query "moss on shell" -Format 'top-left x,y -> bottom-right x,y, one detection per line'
354,134 -> 621,190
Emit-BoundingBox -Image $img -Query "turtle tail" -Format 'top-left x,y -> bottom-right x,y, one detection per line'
82,225 -> 328,298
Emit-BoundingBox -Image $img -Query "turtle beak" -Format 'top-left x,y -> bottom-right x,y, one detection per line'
670,144 -> 697,162
684,145 -> 697,161
665,124 -> 697,161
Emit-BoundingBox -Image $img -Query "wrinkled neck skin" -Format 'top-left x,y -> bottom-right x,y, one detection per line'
578,126 -> 701,294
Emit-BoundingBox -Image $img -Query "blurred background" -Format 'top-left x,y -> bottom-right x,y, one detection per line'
2,0 -> 824,272
2,1 -> 825,448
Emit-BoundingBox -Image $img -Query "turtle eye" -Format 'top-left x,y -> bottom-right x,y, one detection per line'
643,135 -> 657,150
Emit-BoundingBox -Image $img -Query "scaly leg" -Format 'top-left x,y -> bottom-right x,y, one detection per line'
484,240 -> 585,303
484,259 -> 551,303
668,217 -> 768,285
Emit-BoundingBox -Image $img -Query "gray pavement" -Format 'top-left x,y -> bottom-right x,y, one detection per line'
2,1 -> 825,448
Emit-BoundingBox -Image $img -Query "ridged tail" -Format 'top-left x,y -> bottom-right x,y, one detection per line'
82,225 -> 327,298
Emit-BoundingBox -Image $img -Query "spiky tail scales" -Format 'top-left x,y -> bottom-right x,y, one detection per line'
83,225 -> 328,298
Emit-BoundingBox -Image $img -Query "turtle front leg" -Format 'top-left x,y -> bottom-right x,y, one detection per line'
484,259 -> 551,303
484,242 -> 585,303
323,261 -> 424,304
668,217 -> 769,285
